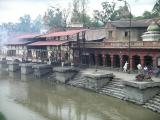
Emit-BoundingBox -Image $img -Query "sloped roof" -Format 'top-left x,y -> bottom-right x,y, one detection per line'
6,40 -> 33,45
85,28 -> 106,41
15,33 -> 41,39
28,41 -> 68,46
40,29 -> 87,38
108,18 -> 160,28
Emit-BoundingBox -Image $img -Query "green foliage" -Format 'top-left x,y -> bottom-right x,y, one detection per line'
152,0 -> 160,16
45,7 -> 63,28
18,14 -> 31,32
94,1 -> 116,25
0,112 -> 6,120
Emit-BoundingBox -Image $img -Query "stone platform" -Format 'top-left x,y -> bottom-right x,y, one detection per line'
20,63 -> 36,74
33,64 -> 52,77
53,67 -> 79,83
82,71 -> 114,90
0,60 -> 8,71
7,61 -> 20,72
123,80 -> 160,104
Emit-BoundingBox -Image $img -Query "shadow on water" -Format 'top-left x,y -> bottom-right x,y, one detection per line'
0,72 -> 160,120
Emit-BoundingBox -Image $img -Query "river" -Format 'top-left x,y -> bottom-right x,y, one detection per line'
0,71 -> 160,120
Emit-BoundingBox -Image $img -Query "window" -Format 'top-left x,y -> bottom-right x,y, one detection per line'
125,31 -> 128,37
108,31 -> 112,39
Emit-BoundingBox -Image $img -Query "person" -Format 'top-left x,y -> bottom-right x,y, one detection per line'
137,63 -> 142,74
155,67 -> 160,77
123,61 -> 128,72
143,66 -> 148,75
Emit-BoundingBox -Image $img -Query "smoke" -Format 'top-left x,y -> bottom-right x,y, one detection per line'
0,27 -> 8,53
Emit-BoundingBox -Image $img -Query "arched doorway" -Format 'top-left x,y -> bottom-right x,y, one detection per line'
132,55 -> 140,69
106,54 -> 111,67
113,55 -> 120,68
98,54 -> 103,66
90,53 -> 95,66
144,56 -> 153,67
122,55 -> 129,67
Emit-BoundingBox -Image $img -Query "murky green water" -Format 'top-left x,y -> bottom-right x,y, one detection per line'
0,72 -> 160,120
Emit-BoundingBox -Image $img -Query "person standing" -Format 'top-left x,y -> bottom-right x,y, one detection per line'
143,66 -> 148,75
137,63 -> 142,74
123,61 -> 128,72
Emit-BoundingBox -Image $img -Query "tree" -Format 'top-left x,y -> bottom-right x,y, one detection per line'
31,15 -> 43,32
152,0 -> 160,16
18,14 -> 31,32
44,5 -> 71,29
93,1 -> 116,25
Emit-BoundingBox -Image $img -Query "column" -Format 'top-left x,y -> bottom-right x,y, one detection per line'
102,54 -> 106,67
95,51 -> 98,66
120,55 -> 123,69
153,57 -> 157,68
140,55 -> 144,68
130,57 -> 133,71
110,55 -> 114,68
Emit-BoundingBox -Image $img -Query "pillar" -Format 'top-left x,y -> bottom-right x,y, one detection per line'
95,51 -> 98,66
110,55 -> 114,68
153,57 -> 157,68
120,55 -> 123,69
102,54 -> 106,67
140,56 -> 144,68
130,57 -> 133,71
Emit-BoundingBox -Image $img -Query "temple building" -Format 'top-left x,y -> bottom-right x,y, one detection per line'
73,19 -> 160,70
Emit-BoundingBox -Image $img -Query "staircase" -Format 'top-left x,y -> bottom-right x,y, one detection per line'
143,94 -> 160,113
99,78 -> 125,99
67,73 -> 87,88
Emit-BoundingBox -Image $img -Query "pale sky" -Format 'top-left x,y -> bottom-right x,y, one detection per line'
0,0 -> 156,24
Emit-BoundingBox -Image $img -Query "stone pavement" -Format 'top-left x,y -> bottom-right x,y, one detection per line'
81,68 -> 160,82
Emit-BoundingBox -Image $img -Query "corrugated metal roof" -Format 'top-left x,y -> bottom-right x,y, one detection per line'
28,41 -> 68,46
6,41 -> 33,45
15,33 -> 41,39
41,29 -> 87,38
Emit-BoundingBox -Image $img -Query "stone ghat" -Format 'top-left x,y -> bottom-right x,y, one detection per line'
53,67 -> 79,83
33,64 -> 52,77
20,63 -> 37,75
68,70 -> 160,113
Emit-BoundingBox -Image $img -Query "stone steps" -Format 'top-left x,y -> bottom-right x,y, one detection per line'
143,94 -> 160,113
99,79 -> 125,99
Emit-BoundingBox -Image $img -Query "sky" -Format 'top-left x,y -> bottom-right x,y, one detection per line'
0,0 -> 157,24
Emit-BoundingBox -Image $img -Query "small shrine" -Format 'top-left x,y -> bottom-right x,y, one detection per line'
142,21 -> 160,41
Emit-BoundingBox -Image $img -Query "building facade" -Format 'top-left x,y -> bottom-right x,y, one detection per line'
73,19 -> 160,71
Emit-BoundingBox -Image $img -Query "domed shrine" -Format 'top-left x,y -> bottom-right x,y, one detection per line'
142,21 -> 160,41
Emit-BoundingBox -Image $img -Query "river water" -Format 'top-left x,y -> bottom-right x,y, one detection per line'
0,72 -> 160,120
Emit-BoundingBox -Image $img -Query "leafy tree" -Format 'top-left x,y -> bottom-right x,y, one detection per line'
18,14 -> 31,32
31,15 -> 43,32
44,6 -> 70,29
152,0 -> 160,16
93,1 -> 116,25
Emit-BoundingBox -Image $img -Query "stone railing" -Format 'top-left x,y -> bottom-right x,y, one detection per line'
72,41 -> 160,49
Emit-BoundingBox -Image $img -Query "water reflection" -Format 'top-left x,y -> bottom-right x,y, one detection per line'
0,73 -> 160,120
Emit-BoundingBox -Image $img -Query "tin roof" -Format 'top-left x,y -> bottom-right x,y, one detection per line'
40,29 -> 86,38
15,33 -> 41,39
28,41 -> 68,46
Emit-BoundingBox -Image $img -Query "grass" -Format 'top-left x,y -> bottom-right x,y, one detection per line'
0,112 -> 6,120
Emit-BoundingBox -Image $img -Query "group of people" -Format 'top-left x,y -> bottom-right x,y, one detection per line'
123,61 -> 160,77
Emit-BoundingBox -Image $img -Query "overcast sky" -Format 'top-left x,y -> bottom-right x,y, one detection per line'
0,0 -> 156,24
